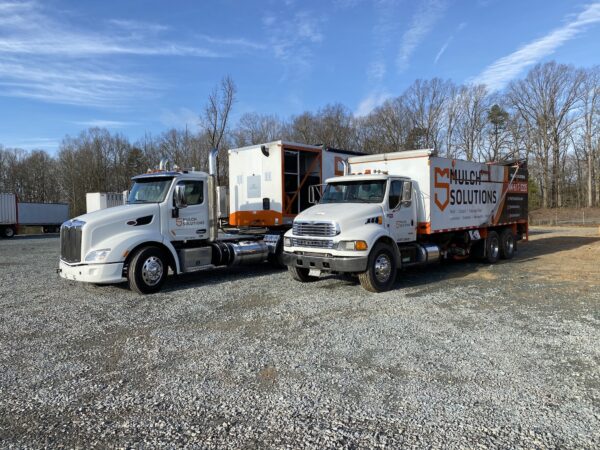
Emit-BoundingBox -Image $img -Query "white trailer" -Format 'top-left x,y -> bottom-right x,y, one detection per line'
1,193 -> 18,237
283,149 -> 529,292
86,192 -> 126,213
228,141 -> 358,227
1,193 -> 70,238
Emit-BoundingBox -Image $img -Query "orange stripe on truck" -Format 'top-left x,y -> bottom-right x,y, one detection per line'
417,222 -> 431,234
229,210 -> 284,227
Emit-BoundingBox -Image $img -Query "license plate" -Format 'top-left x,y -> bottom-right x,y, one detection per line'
308,269 -> 321,277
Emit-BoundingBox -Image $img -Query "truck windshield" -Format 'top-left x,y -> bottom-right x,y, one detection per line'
128,177 -> 173,204
320,180 -> 386,204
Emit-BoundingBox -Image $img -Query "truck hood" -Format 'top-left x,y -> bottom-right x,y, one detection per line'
72,204 -> 160,227
294,202 -> 384,232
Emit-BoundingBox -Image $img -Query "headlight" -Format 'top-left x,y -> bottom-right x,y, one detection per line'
85,248 -> 111,262
337,240 -> 368,251
284,237 -> 292,247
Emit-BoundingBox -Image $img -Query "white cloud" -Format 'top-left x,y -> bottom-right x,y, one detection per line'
8,137 -> 60,151
473,2 -> 600,91
72,120 -> 137,128
264,10 -> 326,77
368,0 -> 400,82
0,57 -> 155,107
397,0 -> 447,72
355,91 -> 391,116
0,1 -> 262,107
160,108 -> 200,132
434,36 -> 453,64
108,19 -> 169,33
196,34 -> 266,51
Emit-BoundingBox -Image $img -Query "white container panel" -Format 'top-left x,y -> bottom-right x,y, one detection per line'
428,157 -> 506,232
348,150 -> 524,232
0,193 -> 17,225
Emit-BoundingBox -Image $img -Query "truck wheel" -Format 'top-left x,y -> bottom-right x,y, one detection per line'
2,226 -> 15,239
484,231 -> 500,264
499,229 -> 515,259
128,246 -> 168,294
268,239 -> 285,268
287,265 -> 318,282
358,243 -> 397,293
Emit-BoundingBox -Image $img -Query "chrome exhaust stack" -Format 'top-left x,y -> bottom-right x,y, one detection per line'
209,148 -> 218,176
159,158 -> 170,171
342,159 -> 349,175
208,148 -> 219,242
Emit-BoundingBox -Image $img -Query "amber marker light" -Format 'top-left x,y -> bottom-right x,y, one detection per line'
355,241 -> 368,251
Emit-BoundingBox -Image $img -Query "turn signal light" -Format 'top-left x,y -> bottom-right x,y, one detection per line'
355,241 -> 368,251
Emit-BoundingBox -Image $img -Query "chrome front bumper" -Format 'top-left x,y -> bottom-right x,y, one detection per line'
282,251 -> 368,273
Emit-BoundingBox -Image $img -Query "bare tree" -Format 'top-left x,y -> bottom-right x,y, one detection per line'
233,112 -> 284,146
202,76 -> 237,182
508,62 -> 584,207
359,97 -> 412,153
404,78 -> 451,151
455,84 -> 489,161
579,67 -> 600,207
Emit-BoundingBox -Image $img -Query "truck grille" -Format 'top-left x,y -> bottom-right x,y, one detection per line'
293,221 -> 337,237
291,238 -> 334,249
60,221 -> 83,263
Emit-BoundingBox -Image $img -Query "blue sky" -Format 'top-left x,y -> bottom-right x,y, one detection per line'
1,0 -> 600,154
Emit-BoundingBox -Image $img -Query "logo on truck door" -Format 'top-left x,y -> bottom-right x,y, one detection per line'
434,168 -> 450,211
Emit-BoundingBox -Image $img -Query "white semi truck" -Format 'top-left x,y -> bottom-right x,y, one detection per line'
58,142 -> 360,294
0,193 -> 70,238
282,149 -> 529,292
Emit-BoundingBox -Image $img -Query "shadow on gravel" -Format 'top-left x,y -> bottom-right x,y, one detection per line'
6,234 -> 59,241
394,234 -> 600,291
84,234 -> 600,295
161,264 -> 283,293
522,234 -> 599,253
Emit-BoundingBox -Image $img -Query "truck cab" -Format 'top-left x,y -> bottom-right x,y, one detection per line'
282,173 -> 416,292
283,149 -> 529,293
59,168 -> 215,292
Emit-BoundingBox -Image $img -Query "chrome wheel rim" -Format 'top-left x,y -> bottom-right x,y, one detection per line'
374,254 -> 392,283
506,237 -> 514,254
142,256 -> 163,286
490,237 -> 499,259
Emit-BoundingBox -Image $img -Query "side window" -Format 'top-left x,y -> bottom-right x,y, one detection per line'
388,180 -> 402,209
177,180 -> 204,205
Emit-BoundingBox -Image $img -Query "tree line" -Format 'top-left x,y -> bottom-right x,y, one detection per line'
1,61 -> 599,216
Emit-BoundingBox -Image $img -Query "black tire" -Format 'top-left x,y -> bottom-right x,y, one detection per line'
358,242 -> 397,293
484,231 -> 500,264
2,226 -> 15,239
128,246 -> 168,294
268,238 -> 286,268
287,265 -> 318,282
499,229 -> 515,259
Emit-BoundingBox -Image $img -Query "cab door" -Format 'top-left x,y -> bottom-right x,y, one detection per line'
169,178 -> 209,241
385,179 -> 416,243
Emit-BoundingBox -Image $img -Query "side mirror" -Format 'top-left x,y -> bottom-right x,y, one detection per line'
174,183 -> 187,209
401,181 -> 412,205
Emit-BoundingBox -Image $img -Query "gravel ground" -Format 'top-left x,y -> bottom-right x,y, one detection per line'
0,228 -> 599,448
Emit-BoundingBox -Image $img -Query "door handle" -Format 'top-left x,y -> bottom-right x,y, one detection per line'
411,220 -> 414,226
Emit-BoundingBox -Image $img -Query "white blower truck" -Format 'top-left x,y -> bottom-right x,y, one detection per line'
282,149 -> 529,292
58,142 -> 359,294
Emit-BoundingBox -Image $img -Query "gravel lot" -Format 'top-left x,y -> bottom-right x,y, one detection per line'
0,228 -> 599,448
